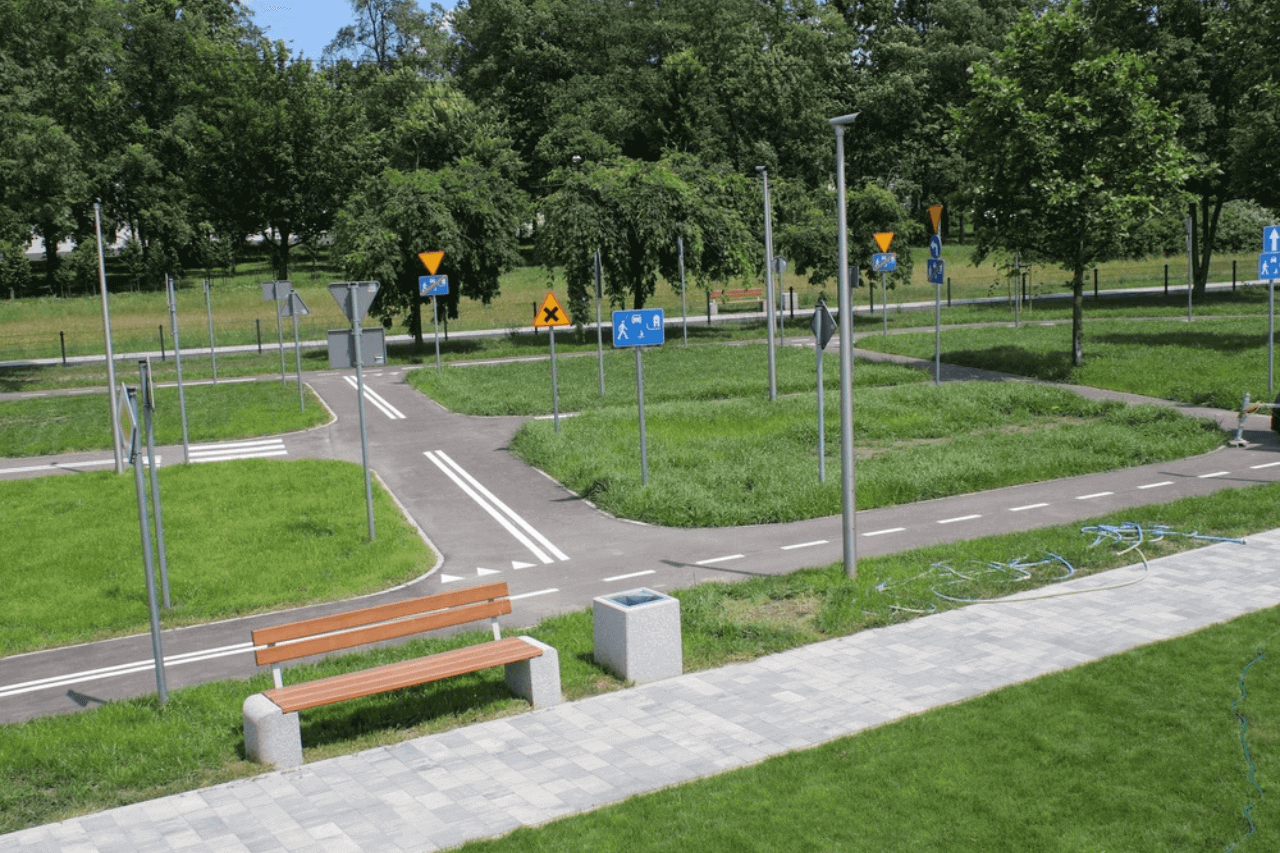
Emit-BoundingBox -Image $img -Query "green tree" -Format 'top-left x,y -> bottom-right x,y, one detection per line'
956,3 -> 1186,367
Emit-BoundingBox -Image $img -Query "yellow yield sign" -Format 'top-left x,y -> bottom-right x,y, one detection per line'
873,232 -> 894,253
534,292 -> 571,328
418,251 -> 445,275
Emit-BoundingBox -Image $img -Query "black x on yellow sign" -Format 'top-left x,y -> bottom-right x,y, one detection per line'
534,292 -> 571,329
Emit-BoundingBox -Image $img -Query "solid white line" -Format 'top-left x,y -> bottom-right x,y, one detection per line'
1138,481 -> 1173,490
0,458 -> 119,475
431,450 -> 569,562
781,540 -> 828,551
1198,470 -> 1230,479
0,643 -> 255,699
425,451 -> 553,564
1009,503 -> 1048,512
1250,461 -> 1280,470
695,554 -> 744,565
1076,491 -> 1114,500
509,588 -> 559,602
603,570 -> 657,583
344,375 -> 406,419
938,514 -> 981,525
862,527 -> 905,537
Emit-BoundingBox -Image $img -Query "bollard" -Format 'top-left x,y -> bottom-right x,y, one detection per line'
256,318 -> 263,354
158,325 -> 166,361
1093,268 -> 1098,299
1164,264 -> 1169,295
59,331 -> 67,366
1233,260 -> 1237,292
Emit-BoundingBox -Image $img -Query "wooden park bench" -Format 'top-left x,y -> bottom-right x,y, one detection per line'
242,581 -> 561,768
708,287 -> 764,314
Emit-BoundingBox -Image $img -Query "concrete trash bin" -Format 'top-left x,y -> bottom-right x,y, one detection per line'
593,588 -> 682,684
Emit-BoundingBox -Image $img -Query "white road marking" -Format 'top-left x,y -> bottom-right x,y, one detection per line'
425,450 -> 569,564
1197,470 -> 1230,479
344,375 -> 406,419
0,457 -> 120,475
696,554 -> 744,565
1076,491 -> 1114,500
604,570 -> 657,583
0,642 -> 255,699
781,540 -> 828,550
1250,461 -> 1280,470
938,514 -> 981,525
863,527 -> 905,537
510,588 -> 559,601
1138,481 -> 1173,490
1010,503 -> 1048,512
190,438 -> 287,463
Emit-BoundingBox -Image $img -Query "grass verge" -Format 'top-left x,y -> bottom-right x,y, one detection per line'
2,483 -> 1278,834
0,459 -> 435,654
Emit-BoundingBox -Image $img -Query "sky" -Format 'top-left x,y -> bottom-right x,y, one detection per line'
245,1 -> 462,62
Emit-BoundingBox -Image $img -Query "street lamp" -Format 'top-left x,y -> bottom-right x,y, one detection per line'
830,112 -> 859,579
756,166 -> 778,401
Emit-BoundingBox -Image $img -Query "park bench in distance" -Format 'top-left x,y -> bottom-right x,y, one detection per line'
708,287 -> 764,315
242,581 -> 561,768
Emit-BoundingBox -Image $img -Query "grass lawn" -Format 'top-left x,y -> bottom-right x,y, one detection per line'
0,379 -> 329,456
0,459 -> 435,654
2,484 -> 1277,836
856,315 -> 1276,411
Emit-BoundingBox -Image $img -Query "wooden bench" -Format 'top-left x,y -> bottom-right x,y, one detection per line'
242,581 -> 561,768
708,287 -> 764,314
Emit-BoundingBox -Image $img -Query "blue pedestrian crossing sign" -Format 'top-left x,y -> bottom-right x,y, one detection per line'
612,309 -> 665,348
927,259 -> 945,285
1260,253 -> 1280,280
419,275 -> 449,297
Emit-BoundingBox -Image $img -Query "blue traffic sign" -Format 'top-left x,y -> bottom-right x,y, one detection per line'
929,234 -> 943,259
871,252 -> 897,273
419,275 -> 449,297
1264,226 -> 1280,254
612,309 -> 665,348
1260,253 -> 1280,280
927,259 -> 945,286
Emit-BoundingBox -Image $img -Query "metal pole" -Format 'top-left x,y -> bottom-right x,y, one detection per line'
831,112 -> 859,579
166,276 -> 190,463
758,167 -> 777,401
777,256 -> 786,343
935,275 -> 942,387
1185,215 -> 1194,323
550,326 -> 560,433
1270,281 -> 1275,395
816,329 -> 825,483
140,360 -> 170,608
432,295 -> 442,372
59,331 -> 67,367
595,249 -> 606,395
274,281 -> 287,386
1014,255 -> 1021,328
679,237 -> 689,347
204,280 -> 217,382
880,271 -> 887,335
95,202 -> 124,474
636,347 -> 648,485
349,285 -> 376,541
125,387 -> 167,706
291,294 -> 304,413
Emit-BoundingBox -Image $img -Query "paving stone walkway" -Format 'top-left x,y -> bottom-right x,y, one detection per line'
6,529 -> 1280,853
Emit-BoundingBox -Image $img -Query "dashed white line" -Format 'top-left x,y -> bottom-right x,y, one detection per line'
863,527 -> 905,537
938,514 -> 981,525
509,588 -> 559,602
1010,503 -> 1048,512
1251,461 -> 1280,470
604,570 -> 657,583
781,540 -> 828,551
1076,491 -> 1114,500
0,457 -> 120,475
696,554 -> 744,565
1138,481 -> 1173,490
1198,470 -> 1230,479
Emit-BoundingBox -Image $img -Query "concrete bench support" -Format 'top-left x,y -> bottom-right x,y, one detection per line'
243,693 -> 303,769
504,636 -> 562,708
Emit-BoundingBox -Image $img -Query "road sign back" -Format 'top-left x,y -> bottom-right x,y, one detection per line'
328,281 -> 380,324
873,232 -> 894,253
534,292 -> 571,328
810,301 -> 836,350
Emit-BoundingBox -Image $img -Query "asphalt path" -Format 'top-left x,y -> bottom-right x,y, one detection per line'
2,353 -> 1279,723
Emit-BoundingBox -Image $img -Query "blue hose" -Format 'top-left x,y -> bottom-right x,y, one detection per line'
1225,649 -> 1266,852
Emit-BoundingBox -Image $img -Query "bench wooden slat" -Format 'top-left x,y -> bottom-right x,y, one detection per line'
253,582 -> 511,647
263,637 -> 542,713
254,598 -> 511,667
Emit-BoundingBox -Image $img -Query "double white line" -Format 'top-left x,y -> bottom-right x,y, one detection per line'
425,450 -> 569,565
344,376 -> 406,419
0,642 -> 255,699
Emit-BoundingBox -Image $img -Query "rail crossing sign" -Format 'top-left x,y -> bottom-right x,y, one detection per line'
534,292 -> 571,328
419,275 -> 449,296
613,309 -> 665,347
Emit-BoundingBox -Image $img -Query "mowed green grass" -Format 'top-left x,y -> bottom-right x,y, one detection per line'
0,459 -> 435,654
0,379 -> 328,457
858,315 -> 1277,410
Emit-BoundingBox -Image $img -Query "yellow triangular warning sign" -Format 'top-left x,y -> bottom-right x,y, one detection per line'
418,251 -> 445,275
533,292 -> 571,328
873,232 -> 894,253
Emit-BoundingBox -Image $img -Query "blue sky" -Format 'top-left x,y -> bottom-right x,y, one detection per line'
246,1 -> 460,62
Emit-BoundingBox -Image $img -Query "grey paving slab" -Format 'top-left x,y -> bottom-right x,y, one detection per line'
6,530 -> 1280,852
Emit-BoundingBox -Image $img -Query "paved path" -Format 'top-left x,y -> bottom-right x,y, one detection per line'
5,528 -> 1278,852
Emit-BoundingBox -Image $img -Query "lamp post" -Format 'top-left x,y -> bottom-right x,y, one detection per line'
831,112 -> 859,579
757,166 -> 778,401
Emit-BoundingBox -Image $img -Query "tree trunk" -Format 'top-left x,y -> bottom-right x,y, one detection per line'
274,225 -> 292,281
1189,195 -> 1223,297
1071,264 -> 1085,368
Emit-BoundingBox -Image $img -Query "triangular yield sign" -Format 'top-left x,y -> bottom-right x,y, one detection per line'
533,292 -> 571,328
928,204 -> 944,235
873,232 -> 894,253
476,567 -> 501,577
418,251 -> 445,275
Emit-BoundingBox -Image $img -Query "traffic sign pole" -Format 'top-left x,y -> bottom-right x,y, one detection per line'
595,250 -> 606,395
551,325 -> 560,433
636,348 -> 648,485
124,385 -> 167,706
349,284 -> 376,542
433,296 -> 442,373
758,168 -> 778,401
831,112 -> 859,580
166,275 -> 191,462
291,294 -> 305,412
